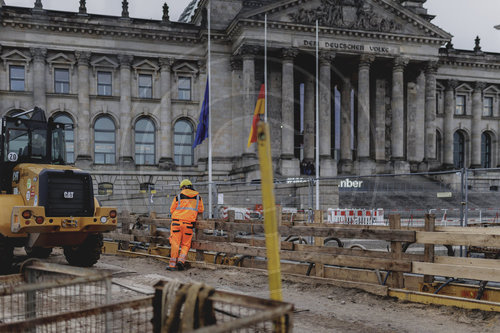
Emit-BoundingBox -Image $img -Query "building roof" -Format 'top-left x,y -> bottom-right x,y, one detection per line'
178,0 -> 201,23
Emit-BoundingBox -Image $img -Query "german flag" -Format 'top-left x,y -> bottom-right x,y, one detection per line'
247,84 -> 266,147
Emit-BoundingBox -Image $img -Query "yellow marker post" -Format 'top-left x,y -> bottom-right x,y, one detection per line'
257,121 -> 283,302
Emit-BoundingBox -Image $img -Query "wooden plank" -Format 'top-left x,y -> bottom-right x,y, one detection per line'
390,215 -> 404,288
424,214 -> 435,283
434,256 -> 500,269
191,240 -> 411,272
435,226 -> 500,234
412,262 -> 500,282
416,232 -> 500,247
105,233 -> 135,241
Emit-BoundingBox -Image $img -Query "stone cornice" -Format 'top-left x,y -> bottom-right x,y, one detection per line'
438,58 -> 500,70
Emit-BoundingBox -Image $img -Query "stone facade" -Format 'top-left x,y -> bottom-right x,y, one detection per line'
0,0 -> 499,196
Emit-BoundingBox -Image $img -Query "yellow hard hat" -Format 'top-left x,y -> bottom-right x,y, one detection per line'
180,179 -> 192,189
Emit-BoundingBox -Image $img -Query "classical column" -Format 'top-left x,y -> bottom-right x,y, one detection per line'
374,78 -> 386,165
443,80 -> 458,168
339,77 -> 352,173
407,69 -> 425,169
319,51 -> 336,177
471,81 -> 485,168
30,48 -> 47,110
391,57 -> 408,173
356,55 -> 374,174
159,57 -> 174,169
241,45 -> 259,158
280,48 -> 299,176
424,62 -> 438,165
304,76 -> 315,161
118,54 -> 133,166
230,56 -> 243,159
75,51 -> 92,166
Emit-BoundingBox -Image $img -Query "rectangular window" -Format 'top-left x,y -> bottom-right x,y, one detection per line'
178,77 -> 191,100
10,65 -> 25,91
138,74 -> 153,99
97,71 -> 112,96
483,97 -> 493,117
54,68 -> 70,94
455,95 -> 466,115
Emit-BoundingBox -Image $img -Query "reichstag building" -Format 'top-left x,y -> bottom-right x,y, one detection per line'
0,0 -> 499,194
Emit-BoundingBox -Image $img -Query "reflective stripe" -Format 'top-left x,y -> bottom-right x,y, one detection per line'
176,194 -> 200,211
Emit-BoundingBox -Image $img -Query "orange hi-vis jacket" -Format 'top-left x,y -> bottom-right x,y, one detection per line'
170,189 -> 204,222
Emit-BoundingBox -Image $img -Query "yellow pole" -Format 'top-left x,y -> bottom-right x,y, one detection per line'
257,121 -> 283,301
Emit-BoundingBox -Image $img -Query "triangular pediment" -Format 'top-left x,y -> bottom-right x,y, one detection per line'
172,62 -> 198,74
456,83 -> 473,93
243,0 -> 451,40
90,56 -> 118,69
484,85 -> 500,94
133,59 -> 159,72
1,49 -> 31,66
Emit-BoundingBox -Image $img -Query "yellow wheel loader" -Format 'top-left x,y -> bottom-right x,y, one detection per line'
0,107 -> 117,273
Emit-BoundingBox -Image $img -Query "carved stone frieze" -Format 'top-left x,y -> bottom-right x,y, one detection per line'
289,0 -> 402,33
238,44 -> 261,58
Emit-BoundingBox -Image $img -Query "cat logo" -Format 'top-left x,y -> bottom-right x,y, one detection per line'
63,191 -> 74,199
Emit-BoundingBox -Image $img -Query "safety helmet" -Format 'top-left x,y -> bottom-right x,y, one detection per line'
179,179 -> 192,189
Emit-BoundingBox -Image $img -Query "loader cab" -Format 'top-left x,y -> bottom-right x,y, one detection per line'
0,108 -> 69,193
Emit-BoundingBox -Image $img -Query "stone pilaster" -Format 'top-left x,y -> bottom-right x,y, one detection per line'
391,57 -> 409,173
319,51 -> 337,177
471,81 -> 485,168
241,47 -> 258,159
118,54 -> 134,167
443,80 -> 458,168
280,47 -> 299,176
30,47 -> 47,110
75,51 -> 92,167
159,57 -> 175,169
424,62 -> 438,165
339,77 -> 353,174
355,55 -> 374,175
230,56 -> 243,159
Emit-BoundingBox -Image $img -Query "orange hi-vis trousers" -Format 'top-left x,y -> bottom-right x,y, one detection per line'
169,220 -> 195,268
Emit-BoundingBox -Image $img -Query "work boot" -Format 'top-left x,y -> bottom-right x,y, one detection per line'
176,262 -> 185,271
166,265 -> 177,271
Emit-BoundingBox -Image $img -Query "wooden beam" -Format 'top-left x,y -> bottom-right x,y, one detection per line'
435,226 -> 500,234
416,232 -> 500,247
424,214 -> 435,283
434,256 -> 500,269
412,262 -> 500,282
390,215 -> 404,288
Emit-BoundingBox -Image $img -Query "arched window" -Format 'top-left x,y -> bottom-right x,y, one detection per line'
135,118 -> 155,165
94,116 -> 116,165
453,131 -> 465,169
174,119 -> 194,166
481,132 -> 492,168
52,114 -> 74,164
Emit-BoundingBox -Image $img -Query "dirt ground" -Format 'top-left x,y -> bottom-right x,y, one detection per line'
34,249 -> 500,332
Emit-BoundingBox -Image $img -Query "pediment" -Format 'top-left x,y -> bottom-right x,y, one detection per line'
47,53 -> 75,72
456,83 -> 473,93
133,59 -> 159,72
484,85 -> 500,95
172,62 -> 198,74
1,49 -> 31,67
90,56 -> 118,69
243,0 -> 451,40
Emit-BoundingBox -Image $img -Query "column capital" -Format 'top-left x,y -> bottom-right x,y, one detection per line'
445,79 -> 459,91
75,50 -> 91,65
393,57 -> 409,71
425,61 -> 439,74
319,50 -> 335,65
359,54 -> 374,68
474,81 -> 486,92
117,54 -> 133,67
281,47 -> 299,61
30,47 -> 47,62
230,56 -> 242,71
238,44 -> 260,59
159,57 -> 175,71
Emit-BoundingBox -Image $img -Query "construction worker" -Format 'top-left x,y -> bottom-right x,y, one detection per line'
167,179 -> 204,271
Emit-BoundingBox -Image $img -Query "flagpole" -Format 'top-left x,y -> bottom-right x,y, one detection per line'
208,1 -> 213,218
315,20 -> 320,211
264,13 -> 268,122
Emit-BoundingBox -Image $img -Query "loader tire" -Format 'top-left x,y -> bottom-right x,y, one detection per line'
64,233 -> 103,267
25,246 -> 53,259
0,235 -> 14,275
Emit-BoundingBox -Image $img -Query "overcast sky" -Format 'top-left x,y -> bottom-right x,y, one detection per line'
4,0 -> 500,53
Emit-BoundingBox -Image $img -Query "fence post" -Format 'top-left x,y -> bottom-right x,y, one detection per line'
314,210 -> 325,278
149,211 -> 157,249
227,210 -> 235,242
424,214 -> 435,283
389,214 -> 404,288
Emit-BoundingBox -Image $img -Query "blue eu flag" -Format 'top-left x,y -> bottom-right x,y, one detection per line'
193,79 -> 209,148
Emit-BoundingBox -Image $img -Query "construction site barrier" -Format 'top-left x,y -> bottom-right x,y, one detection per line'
327,208 -> 385,225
